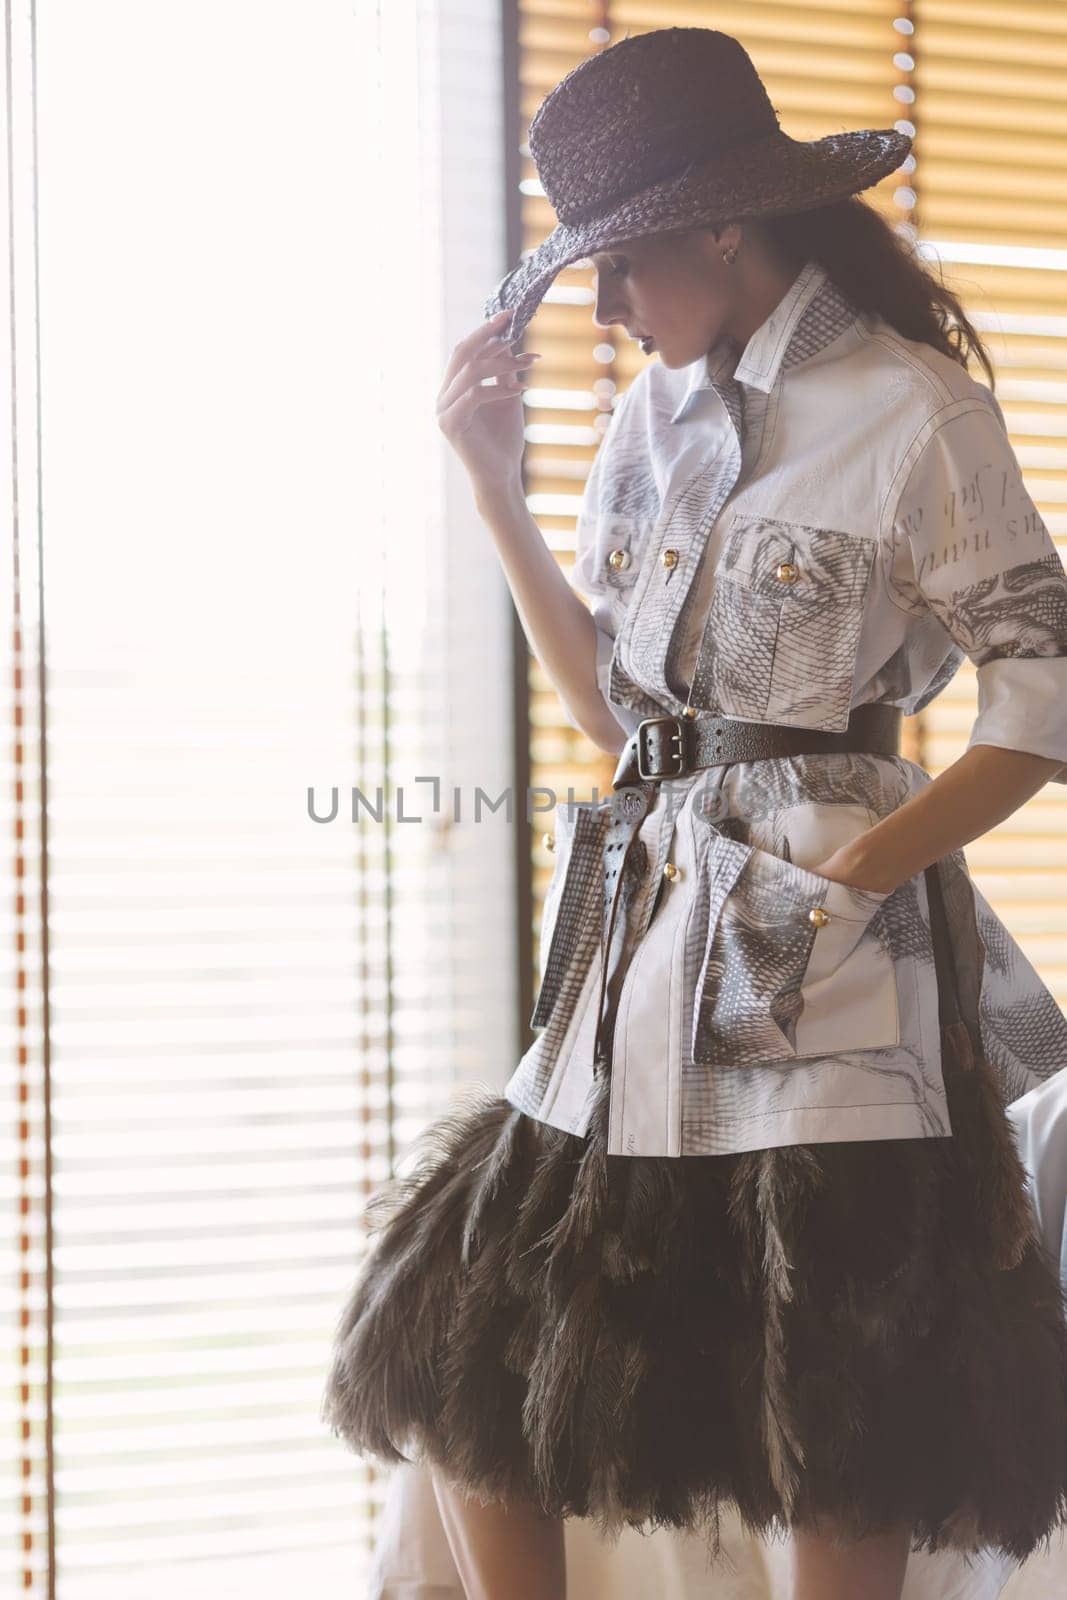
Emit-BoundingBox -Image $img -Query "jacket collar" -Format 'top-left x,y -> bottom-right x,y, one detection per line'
669,258 -> 845,424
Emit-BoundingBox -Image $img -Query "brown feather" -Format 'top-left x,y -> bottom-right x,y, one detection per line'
321,1024 -> 1067,1568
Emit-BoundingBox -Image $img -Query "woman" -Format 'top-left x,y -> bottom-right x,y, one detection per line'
322,28 -> 1067,1600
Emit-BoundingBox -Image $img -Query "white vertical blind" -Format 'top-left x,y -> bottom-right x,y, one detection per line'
0,0 -> 513,1592
2,0 -> 50,1584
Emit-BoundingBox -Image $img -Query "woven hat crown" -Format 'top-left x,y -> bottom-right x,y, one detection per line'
530,29 -> 780,228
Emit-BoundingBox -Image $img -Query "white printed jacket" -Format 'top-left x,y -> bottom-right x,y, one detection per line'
506,257 -> 1067,1157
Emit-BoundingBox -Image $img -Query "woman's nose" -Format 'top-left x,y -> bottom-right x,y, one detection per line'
592,302 -> 625,332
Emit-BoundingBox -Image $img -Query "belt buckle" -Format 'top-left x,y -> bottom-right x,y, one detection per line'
636,714 -> 687,780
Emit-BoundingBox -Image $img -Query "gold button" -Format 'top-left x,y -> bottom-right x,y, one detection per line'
663,861 -> 681,882
808,905 -> 831,927
607,548 -> 631,571
681,704 -> 698,719
660,548 -> 679,569
775,560 -> 799,583
542,832 -> 555,852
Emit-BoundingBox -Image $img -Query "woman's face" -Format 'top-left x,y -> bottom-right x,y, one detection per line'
590,226 -> 742,369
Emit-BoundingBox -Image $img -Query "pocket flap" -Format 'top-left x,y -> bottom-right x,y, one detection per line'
718,519 -> 797,597
722,516 -> 876,607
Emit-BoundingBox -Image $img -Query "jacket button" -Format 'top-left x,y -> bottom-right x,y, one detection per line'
775,560 -> 799,583
660,549 -> 679,569
808,905 -> 831,927
607,548 -> 632,571
663,861 -> 681,881
542,832 -> 555,852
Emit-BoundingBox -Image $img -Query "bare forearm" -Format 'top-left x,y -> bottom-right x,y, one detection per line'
828,743 -> 1066,894
474,477 -> 629,754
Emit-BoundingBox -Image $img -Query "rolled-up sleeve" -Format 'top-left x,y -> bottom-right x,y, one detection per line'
889,396 -> 1067,783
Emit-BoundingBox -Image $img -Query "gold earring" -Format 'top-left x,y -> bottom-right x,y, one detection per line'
721,245 -> 738,265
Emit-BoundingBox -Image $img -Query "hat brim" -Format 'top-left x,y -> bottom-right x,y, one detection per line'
483,127 -> 912,345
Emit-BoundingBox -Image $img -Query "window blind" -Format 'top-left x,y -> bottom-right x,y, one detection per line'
906,0 -> 1067,995
514,0 -> 1067,1018
0,0 -> 513,1592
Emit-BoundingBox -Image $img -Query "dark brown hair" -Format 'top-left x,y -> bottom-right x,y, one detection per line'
743,196 -> 996,393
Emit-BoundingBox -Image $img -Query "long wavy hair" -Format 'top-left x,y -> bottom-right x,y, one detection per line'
740,196 -> 996,393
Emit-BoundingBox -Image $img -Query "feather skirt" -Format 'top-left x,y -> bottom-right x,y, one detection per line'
320,891 -> 1067,1571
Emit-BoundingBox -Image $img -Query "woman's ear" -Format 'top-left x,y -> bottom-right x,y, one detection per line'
709,219 -> 742,250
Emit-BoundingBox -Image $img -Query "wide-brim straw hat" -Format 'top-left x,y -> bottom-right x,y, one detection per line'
483,27 -> 913,345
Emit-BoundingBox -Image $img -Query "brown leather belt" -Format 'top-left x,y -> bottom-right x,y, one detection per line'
611,702 -> 903,790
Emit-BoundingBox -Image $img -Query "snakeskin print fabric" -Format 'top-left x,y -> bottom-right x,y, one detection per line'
518,258 -> 1067,1156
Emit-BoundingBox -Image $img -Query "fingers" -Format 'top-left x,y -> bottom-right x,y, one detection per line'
440,307 -> 515,392
438,348 -> 540,416
435,303 -> 540,445
446,374 -> 531,440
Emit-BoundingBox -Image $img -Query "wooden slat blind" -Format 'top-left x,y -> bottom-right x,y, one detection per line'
516,1 -> 1067,1019
909,0 -> 1067,993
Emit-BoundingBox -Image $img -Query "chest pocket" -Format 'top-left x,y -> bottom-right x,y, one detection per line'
691,828 -> 898,1067
693,515 -> 876,732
